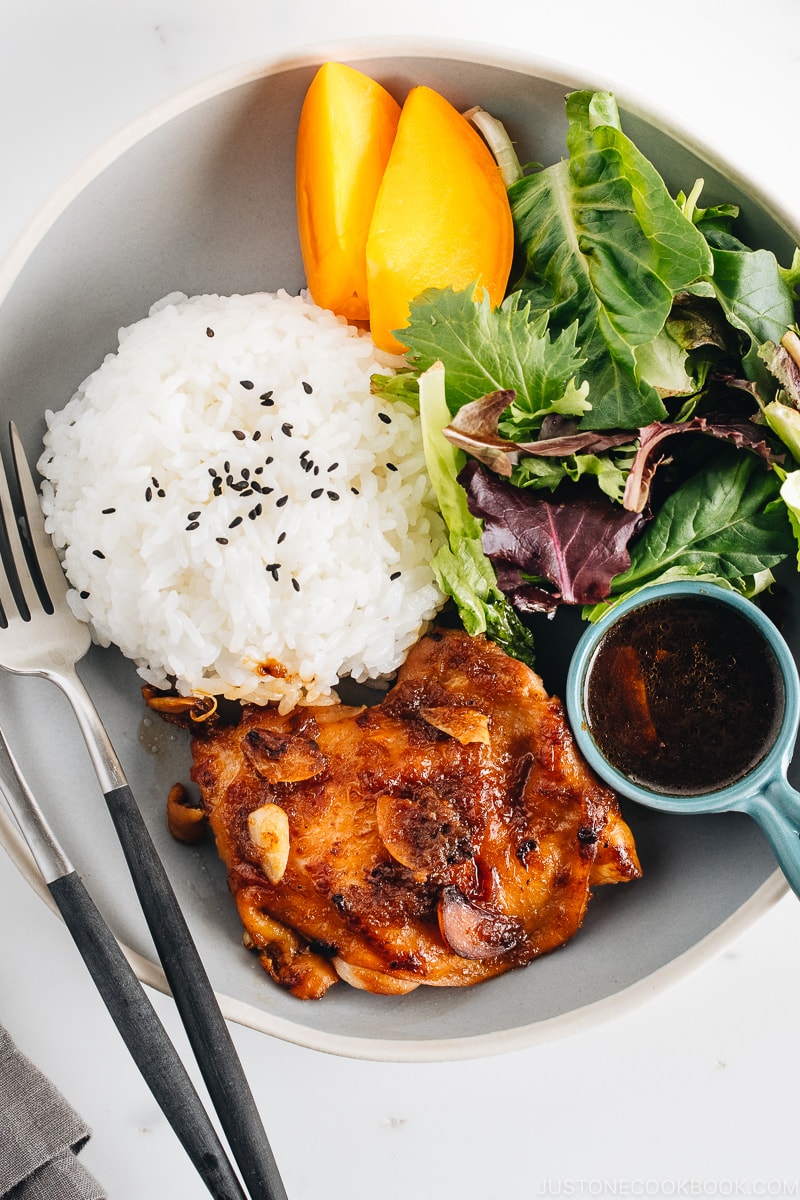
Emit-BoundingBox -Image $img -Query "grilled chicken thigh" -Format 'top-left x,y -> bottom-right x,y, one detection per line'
188,628 -> 641,998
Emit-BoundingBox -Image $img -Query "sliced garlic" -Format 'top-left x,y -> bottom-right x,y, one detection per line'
247,802 -> 290,884
438,886 -> 521,960
419,705 -> 490,745
241,727 -> 326,782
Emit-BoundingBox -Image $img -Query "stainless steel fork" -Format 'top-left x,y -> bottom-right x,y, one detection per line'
0,421 -> 288,1200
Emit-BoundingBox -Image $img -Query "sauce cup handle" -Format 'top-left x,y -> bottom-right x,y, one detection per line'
745,775 -> 800,899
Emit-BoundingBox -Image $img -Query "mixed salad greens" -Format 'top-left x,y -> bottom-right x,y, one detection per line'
374,89 -> 800,666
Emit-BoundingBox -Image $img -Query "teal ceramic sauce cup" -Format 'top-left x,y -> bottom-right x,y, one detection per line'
565,580 -> 800,898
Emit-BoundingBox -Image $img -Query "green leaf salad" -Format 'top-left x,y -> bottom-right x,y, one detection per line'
374,89 -> 800,655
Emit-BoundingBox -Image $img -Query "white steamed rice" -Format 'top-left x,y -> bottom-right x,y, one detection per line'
39,290 -> 446,710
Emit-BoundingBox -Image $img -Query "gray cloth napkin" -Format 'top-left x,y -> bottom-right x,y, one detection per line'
0,1024 -> 105,1200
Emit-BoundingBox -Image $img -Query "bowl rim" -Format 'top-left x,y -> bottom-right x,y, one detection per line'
0,801 -> 787,1061
0,35 -> 793,1062
3,34 -> 799,302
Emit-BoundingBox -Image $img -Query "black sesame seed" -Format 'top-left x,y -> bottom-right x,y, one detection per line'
260,392 -> 274,406
379,412 -> 391,424
240,488 -> 254,499
145,487 -> 153,502
302,459 -> 313,473
327,462 -> 339,472
186,521 -> 200,531
79,590 -> 90,599
264,456 -> 274,466
386,462 -> 397,472
206,327 -> 215,338
277,530 -> 287,544
260,486 -> 274,495
327,491 -> 340,501
92,549 -> 105,559
187,511 -> 201,520
281,423 -> 293,437
208,467 -> 218,477
101,507 -> 116,515
254,467 -> 264,476
240,380 -> 254,390
313,465 -> 319,476
233,430 -> 246,441
299,449 -> 309,461
265,563 -> 281,580
302,381 -> 313,394
292,578 -> 300,593
228,516 -> 243,529
390,571 -> 401,580
311,488 -> 323,499
152,477 -> 159,488
276,495 -> 289,507
253,430 -> 262,442
351,487 -> 360,495
216,537 -> 228,545
157,489 -> 166,498
224,461 -> 231,472
248,505 -> 262,520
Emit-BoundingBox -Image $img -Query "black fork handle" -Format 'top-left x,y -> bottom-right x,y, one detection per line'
104,784 -> 288,1200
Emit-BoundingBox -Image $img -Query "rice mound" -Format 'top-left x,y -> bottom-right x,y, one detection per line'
39,290 -> 447,710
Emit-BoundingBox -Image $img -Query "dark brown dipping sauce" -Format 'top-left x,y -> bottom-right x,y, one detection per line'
584,595 -> 785,796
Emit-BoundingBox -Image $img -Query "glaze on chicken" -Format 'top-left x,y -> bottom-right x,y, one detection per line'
187,628 -> 641,998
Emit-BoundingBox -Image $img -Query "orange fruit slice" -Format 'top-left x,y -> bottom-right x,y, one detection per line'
365,85 -> 514,354
295,63 -> 401,322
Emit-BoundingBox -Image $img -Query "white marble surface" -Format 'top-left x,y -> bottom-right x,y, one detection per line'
2,3 -> 800,1198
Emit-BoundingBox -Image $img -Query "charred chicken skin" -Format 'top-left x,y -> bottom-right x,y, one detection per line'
188,628 -> 641,998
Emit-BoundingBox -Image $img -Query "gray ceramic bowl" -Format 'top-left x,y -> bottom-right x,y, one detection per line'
0,39 -> 797,1061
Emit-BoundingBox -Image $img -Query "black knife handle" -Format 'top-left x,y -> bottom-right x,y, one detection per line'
104,784 -> 288,1200
48,870 -> 246,1200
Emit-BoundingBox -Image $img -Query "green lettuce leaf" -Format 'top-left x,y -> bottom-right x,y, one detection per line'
371,369 -> 420,409
509,90 -> 713,430
632,324 -> 700,397
779,468 -> 800,568
417,362 -> 536,664
764,401 -> 800,462
680,186 -> 798,388
588,448 -> 793,618
780,246 -> 800,297
702,240 -> 794,348
403,286 -> 590,432
758,335 -> 800,407
511,448 -> 635,503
